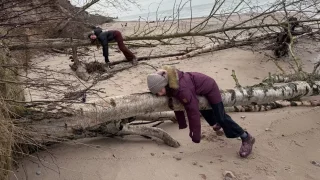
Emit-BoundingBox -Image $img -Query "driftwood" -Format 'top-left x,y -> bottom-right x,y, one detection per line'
17,112 -> 181,147
18,97 -> 320,148
21,80 -> 320,134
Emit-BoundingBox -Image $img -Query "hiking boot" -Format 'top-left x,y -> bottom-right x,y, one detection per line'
212,124 -> 224,136
239,132 -> 255,158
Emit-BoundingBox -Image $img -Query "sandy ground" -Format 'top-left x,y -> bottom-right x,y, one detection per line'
10,17 -> 320,180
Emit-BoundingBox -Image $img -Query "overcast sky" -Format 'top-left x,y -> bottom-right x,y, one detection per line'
70,0 -> 214,18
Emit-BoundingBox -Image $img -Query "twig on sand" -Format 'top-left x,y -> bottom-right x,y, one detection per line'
231,70 -> 242,88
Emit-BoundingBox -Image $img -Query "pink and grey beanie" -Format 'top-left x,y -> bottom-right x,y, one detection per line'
147,71 -> 168,94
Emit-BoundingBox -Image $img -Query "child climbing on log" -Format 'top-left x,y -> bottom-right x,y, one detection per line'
88,27 -> 137,68
146,66 -> 255,158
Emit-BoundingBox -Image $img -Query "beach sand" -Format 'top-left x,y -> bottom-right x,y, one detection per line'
11,17 -> 320,180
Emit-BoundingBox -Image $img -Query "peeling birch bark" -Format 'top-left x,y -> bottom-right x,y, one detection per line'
226,100 -> 320,112
135,111 -> 176,122
67,81 -> 320,129
263,73 -> 320,83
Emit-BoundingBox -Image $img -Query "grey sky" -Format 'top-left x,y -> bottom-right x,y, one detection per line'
70,0 -> 214,18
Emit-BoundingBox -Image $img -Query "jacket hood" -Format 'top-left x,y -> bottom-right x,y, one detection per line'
93,27 -> 103,36
162,65 -> 179,90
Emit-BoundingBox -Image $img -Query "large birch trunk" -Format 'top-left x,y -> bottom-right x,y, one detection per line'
63,81 -> 320,129
226,100 -> 320,112
263,73 -> 320,83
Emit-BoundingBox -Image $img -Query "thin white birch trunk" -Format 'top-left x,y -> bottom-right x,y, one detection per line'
167,34 -> 272,61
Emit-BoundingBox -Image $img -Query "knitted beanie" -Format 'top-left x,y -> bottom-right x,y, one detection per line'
147,71 -> 168,94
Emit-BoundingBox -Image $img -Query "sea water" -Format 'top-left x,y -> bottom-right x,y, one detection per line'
117,0 -> 278,21
71,0 -> 319,21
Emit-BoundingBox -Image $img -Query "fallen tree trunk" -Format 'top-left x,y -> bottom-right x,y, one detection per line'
18,97 -> 319,148
263,73 -> 320,83
17,116 -> 181,148
8,19 -> 320,50
130,99 -> 320,119
168,34 -> 276,60
226,100 -> 320,112
8,39 -> 90,50
53,80 -> 320,130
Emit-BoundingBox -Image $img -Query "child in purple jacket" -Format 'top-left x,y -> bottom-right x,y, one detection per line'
147,66 -> 255,158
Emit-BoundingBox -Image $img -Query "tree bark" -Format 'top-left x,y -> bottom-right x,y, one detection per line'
112,124 -> 180,147
168,34 -> 274,60
135,111 -> 177,122
109,52 -> 186,65
8,19 -> 320,51
263,73 -> 320,83
16,116 -> 180,148
61,80 -> 320,129
226,100 -> 320,112
8,39 -> 90,50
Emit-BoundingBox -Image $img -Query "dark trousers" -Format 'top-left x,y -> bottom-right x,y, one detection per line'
200,102 -> 245,138
113,31 -> 136,61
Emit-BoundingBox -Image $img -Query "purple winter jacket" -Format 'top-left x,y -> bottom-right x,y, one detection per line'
166,68 -> 222,143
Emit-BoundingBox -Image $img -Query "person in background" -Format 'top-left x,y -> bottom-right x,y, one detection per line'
88,27 -> 137,68
146,66 -> 255,158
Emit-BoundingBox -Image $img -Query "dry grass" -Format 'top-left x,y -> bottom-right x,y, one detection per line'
0,44 -> 25,115
0,44 -> 26,180
0,99 -> 14,180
